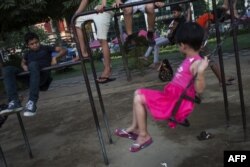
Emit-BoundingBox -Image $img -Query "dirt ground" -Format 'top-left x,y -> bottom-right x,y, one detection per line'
1,49 -> 250,167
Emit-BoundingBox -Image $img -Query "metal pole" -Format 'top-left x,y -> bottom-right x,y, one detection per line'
212,0 -> 230,127
114,12 -> 132,81
79,60 -> 109,165
16,113 -> 33,159
90,59 -> 114,144
228,0 -> 247,140
82,22 -> 113,145
71,22 -> 109,165
0,145 -> 8,167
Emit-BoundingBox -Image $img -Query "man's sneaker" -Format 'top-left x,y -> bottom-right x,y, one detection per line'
23,100 -> 37,117
0,100 -> 23,115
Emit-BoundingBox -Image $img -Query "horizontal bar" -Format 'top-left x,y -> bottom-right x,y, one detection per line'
0,60 -> 82,80
71,0 -> 198,25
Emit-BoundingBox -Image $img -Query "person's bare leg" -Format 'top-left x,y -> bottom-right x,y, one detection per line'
223,0 -> 239,18
222,0 -> 229,10
145,3 -> 155,32
98,39 -> 111,79
131,92 -> 151,144
76,27 -> 88,60
126,91 -> 141,133
210,63 -> 234,85
145,3 -> 156,46
123,7 -> 133,36
233,0 -> 239,18
210,63 -> 222,83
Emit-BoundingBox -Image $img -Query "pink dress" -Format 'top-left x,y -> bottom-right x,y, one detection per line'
138,55 -> 202,128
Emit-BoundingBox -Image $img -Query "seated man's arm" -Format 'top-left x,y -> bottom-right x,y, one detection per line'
21,58 -> 28,72
51,47 -> 67,65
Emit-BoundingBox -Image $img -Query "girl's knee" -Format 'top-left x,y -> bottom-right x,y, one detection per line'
134,90 -> 144,103
134,90 -> 141,96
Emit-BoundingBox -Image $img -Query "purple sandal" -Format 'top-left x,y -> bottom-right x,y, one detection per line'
114,128 -> 138,140
130,137 -> 153,152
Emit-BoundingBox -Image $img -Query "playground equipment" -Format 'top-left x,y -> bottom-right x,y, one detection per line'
0,0 -> 248,166
71,0 -> 247,165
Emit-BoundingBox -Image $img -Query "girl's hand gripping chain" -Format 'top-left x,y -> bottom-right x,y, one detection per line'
195,56 -> 209,94
197,56 -> 209,74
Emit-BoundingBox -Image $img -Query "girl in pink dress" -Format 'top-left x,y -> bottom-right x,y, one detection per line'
115,22 -> 209,152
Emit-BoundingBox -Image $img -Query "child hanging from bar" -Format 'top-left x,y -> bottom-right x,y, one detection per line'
114,22 -> 209,152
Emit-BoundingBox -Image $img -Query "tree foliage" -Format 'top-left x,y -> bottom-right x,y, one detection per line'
192,0 -> 209,17
0,0 -> 100,39
0,0 -> 48,34
2,26 -> 49,50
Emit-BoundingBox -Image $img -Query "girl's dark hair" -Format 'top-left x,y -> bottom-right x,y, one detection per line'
175,22 -> 204,51
24,32 -> 39,44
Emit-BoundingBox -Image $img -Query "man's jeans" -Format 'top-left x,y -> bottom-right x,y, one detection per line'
2,62 -> 51,103
144,37 -> 170,63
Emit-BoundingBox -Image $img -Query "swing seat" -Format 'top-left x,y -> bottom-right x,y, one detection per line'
169,117 -> 190,127
167,74 -> 201,128
168,94 -> 199,128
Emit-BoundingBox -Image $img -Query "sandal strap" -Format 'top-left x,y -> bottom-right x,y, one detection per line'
132,143 -> 140,147
117,128 -> 128,135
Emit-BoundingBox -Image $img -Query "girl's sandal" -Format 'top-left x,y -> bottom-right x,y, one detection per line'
129,137 -> 153,152
114,128 -> 138,140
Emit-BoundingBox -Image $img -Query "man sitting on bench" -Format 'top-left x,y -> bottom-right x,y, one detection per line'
0,32 -> 67,117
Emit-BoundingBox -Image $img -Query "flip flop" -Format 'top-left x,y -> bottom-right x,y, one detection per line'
97,77 -> 116,84
227,76 -> 235,82
114,128 -> 138,140
130,137 -> 153,152
220,81 -> 233,86
197,131 -> 214,141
